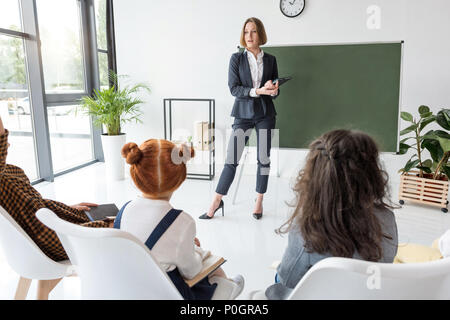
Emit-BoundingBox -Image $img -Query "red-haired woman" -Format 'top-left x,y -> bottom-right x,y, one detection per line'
116,139 -> 244,300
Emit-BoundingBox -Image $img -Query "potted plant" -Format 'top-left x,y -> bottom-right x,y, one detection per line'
398,106 -> 450,212
79,73 -> 150,180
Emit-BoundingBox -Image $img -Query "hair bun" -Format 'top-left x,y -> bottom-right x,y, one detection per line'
121,142 -> 143,165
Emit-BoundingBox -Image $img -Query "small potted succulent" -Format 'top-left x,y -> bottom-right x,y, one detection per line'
398,106 -> 450,212
79,72 -> 150,180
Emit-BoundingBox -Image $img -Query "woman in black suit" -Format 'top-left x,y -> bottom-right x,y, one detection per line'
200,17 -> 279,220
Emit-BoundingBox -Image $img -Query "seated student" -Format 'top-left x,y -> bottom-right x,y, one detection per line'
117,139 -> 244,300
265,129 -> 398,299
0,116 -> 112,262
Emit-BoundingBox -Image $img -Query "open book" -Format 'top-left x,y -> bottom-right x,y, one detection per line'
184,255 -> 226,288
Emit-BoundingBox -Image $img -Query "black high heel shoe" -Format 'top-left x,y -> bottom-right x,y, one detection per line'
253,198 -> 263,220
252,211 -> 263,220
199,200 -> 224,219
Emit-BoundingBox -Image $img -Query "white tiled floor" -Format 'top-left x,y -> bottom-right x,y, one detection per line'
1,161 -> 450,300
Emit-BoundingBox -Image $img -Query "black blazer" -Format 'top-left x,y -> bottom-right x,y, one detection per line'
228,51 -> 279,119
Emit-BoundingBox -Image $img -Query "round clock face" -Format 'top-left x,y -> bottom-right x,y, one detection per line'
280,0 -> 305,18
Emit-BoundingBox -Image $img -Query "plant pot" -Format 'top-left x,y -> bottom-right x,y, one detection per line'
399,170 -> 449,212
101,133 -> 126,181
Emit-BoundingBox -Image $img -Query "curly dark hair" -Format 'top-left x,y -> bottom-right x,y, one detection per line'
276,129 -> 395,261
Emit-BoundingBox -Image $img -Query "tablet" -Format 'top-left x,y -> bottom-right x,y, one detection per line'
84,203 -> 119,221
273,76 -> 292,86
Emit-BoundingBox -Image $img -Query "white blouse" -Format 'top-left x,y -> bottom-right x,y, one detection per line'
119,196 -> 210,279
245,49 -> 264,97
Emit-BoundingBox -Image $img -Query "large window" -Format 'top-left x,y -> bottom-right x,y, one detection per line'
0,0 -> 22,31
37,0 -> 86,94
47,104 -> 94,173
0,0 -> 116,183
95,0 -> 113,90
0,5 -> 39,180
36,0 -> 94,174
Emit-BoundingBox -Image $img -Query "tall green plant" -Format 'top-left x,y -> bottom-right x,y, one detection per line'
79,72 -> 150,135
427,109 -> 450,179
399,106 -> 450,180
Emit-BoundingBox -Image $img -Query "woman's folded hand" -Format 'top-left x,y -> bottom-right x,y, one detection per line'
256,86 -> 278,96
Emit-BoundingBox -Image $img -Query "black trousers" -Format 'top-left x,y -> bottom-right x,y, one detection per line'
216,114 -> 276,195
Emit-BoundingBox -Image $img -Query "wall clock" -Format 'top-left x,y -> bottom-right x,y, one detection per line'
280,0 -> 305,18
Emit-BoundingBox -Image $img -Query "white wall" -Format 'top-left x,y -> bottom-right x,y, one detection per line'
114,0 -> 450,182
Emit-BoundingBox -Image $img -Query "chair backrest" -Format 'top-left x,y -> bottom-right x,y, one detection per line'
288,256 -> 450,299
36,208 -> 183,300
0,205 -> 70,279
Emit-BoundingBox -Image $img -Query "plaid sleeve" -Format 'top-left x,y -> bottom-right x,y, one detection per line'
5,193 -> 71,262
0,130 -> 9,175
42,199 -> 91,223
43,199 -> 111,228
81,220 -> 110,228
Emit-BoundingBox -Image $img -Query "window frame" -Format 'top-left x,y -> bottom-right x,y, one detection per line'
0,0 -> 117,184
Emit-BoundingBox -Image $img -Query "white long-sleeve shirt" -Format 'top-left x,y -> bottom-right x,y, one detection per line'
119,196 -> 210,279
245,48 -> 264,98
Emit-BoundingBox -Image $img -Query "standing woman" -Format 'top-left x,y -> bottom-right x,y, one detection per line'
199,17 -> 280,220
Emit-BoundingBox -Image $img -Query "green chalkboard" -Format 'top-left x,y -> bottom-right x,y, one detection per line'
246,43 -> 402,152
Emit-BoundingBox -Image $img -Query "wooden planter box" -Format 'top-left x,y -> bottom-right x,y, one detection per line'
399,170 -> 449,212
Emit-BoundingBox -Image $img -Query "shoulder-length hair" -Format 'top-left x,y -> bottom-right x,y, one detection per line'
276,129 -> 394,261
240,17 -> 267,47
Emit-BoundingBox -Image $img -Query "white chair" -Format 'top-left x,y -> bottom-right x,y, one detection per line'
249,256 -> 450,300
0,205 -> 75,299
36,208 -> 182,300
37,208 -> 240,300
